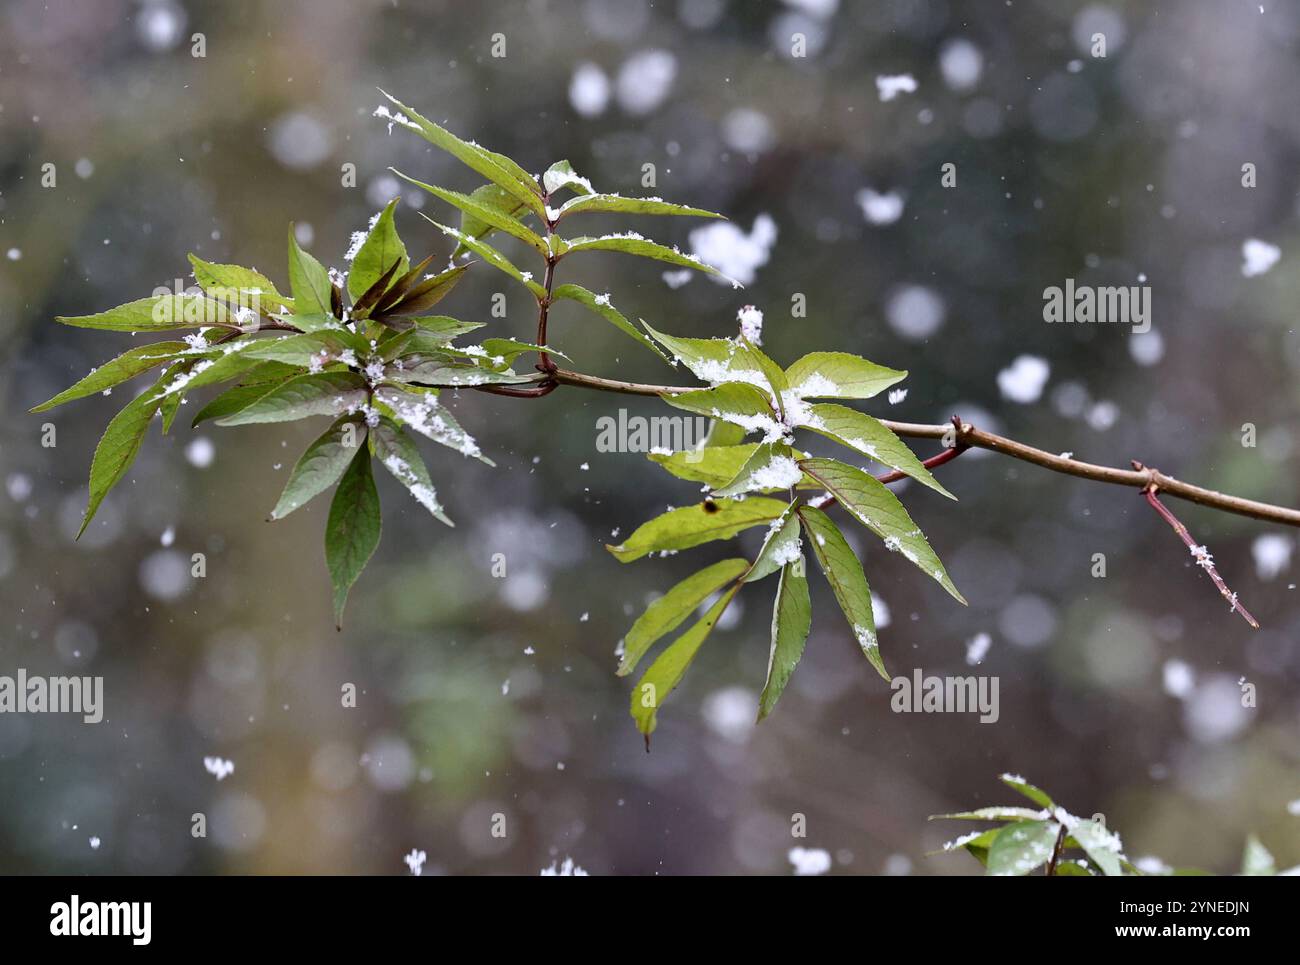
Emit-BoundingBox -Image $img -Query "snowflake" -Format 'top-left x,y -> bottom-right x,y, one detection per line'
403,848 -> 427,876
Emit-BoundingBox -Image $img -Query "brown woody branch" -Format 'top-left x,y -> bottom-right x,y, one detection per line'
487,368 -> 1300,529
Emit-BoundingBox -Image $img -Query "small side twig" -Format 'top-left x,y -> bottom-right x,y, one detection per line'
1135,462 -> 1259,629
1045,822 -> 1068,876
810,417 -> 970,510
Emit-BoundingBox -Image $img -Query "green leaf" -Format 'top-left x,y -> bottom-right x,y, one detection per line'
607,496 -> 789,563
56,294 -> 230,331
270,417 -> 366,520
745,503 -> 802,583
642,323 -> 771,387
146,342 -> 268,401
347,199 -> 410,302
714,442 -> 804,497
802,403 -> 954,499
931,807 -> 1049,822
240,332 -> 349,367
190,378 -> 280,427
419,215 -> 547,298
408,316 -> 486,344
998,773 -> 1055,809
797,505 -> 885,679
557,193 -> 723,221
1241,835 -> 1276,875
379,264 -> 471,317
1054,859 -> 1096,876
368,254 -> 435,313
78,376 -> 165,538
559,234 -> 723,278
758,557 -> 812,721
159,381 -> 186,433
551,284 -> 668,360
377,91 -> 543,216
1070,819 -> 1123,877
930,827 -> 1001,860
739,337 -> 790,408
645,442 -> 819,491
325,447 -> 382,628
800,457 -> 965,604
288,225 -> 333,316
394,170 -> 549,258
473,338 -> 570,368
784,352 -> 907,400
630,585 -> 740,737
31,341 -> 187,412
451,184 -> 532,259
349,259 -> 405,319
373,386 -> 490,463
617,558 -> 749,677
215,372 -> 368,426
661,383 -> 779,438
369,416 -> 453,525
383,359 -> 538,389
284,313 -> 348,334
987,820 -> 1060,876
648,444 -> 759,488
188,254 -> 293,312
378,329 -> 417,360
542,160 -> 594,196
703,420 -> 747,448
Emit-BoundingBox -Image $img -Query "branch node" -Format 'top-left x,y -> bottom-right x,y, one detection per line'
949,415 -> 972,452
1131,460 -> 1161,494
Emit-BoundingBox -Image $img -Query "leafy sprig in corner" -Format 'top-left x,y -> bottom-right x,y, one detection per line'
930,774 -> 1299,876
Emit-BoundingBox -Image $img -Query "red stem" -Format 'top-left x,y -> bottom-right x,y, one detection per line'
811,426 -> 969,509
1142,483 -> 1259,629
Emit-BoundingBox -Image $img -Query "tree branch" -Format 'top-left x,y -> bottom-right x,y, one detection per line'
516,368 -> 1300,529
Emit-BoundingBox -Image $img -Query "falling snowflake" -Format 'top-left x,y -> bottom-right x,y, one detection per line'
404,848 -> 427,876
203,756 -> 234,781
540,857 -> 589,876
788,847 -> 832,875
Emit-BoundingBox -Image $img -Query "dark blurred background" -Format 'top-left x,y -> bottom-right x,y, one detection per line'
1,0 -> 1298,875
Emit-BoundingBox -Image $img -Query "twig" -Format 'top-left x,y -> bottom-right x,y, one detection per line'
1137,465 -> 1260,629
535,194 -> 559,376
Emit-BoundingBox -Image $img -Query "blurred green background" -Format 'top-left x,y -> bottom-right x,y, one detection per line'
1,0 -> 1298,874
